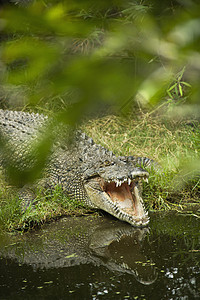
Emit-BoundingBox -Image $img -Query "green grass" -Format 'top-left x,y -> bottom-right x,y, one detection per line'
83,113 -> 200,212
0,111 -> 199,231
0,182 -> 91,232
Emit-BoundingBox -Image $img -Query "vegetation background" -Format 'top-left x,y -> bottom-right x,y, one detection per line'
0,0 -> 199,230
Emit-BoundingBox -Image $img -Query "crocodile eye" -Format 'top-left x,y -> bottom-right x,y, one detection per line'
104,160 -> 111,166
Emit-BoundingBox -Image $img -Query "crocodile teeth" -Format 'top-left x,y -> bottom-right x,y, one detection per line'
128,178 -> 131,185
115,180 -> 122,187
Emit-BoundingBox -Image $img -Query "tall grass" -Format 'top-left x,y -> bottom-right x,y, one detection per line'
0,181 -> 90,232
83,111 -> 200,211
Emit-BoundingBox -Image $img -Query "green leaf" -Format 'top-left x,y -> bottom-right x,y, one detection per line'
167,83 -> 177,92
181,81 -> 191,87
65,253 -> 78,258
178,83 -> 183,96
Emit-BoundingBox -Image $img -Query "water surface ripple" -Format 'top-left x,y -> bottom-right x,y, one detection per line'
0,212 -> 199,299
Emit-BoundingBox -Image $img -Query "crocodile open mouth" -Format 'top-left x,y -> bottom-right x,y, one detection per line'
101,178 -> 148,216
104,181 -> 140,214
85,175 -> 149,227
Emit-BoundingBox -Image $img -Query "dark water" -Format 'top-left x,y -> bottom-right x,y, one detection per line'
0,212 -> 199,299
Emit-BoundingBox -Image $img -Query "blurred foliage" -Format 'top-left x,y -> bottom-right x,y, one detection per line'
166,67 -> 191,101
0,0 -> 199,118
0,0 -> 199,183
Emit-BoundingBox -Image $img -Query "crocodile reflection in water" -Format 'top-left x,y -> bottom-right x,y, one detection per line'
0,216 -> 157,285
89,224 -> 157,285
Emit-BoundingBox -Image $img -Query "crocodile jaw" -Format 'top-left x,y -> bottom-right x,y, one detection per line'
84,177 -> 149,227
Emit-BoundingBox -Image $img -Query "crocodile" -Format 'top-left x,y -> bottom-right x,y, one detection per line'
0,109 -> 152,227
